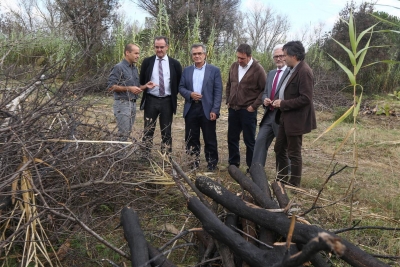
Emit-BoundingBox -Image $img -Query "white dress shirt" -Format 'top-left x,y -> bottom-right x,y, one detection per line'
148,55 -> 171,96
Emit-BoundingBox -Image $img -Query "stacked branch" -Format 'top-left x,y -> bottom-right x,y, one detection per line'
119,162 -> 389,267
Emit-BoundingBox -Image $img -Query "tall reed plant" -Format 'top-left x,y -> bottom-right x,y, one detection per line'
314,12 -> 383,223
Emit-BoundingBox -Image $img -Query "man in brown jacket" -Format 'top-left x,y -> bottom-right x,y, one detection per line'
226,44 -> 266,171
272,41 -> 316,187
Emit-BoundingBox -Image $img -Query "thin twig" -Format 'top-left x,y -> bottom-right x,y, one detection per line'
229,225 -> 273,249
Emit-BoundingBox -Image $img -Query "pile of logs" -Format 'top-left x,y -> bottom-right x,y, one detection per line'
120,162 -> 390,267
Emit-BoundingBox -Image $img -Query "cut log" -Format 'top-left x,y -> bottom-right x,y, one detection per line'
147,243 -> 176,267
272,232 -> 345,267
271,181 -> 290,209
120,206 -> 150,267
227,167 -> 280,247
187,196 -> 275,267
195,176 -> 389,267
249,163 -> 272,198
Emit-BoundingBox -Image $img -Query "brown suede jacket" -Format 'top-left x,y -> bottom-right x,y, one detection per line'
225,59 -> 266,110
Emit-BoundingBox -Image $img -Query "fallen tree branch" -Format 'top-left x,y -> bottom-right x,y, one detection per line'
194,176 -> 390,267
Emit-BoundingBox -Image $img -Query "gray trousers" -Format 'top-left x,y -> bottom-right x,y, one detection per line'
252,110 -> 279,167
113,99 -> 136,141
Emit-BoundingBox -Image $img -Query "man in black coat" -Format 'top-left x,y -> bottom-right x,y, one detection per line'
139,36 -> 182,155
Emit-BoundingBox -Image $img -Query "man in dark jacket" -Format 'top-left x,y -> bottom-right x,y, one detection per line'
140,36 -> 182,154
272,41 -> 317,187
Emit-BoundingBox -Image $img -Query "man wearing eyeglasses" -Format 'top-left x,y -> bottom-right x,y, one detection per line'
139,36 -> 182,156
252,44 -> 289,167
179,44 -> 222,170
271,41 -> 316,187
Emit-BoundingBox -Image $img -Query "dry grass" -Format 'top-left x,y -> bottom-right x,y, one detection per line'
57,95 -> 400,266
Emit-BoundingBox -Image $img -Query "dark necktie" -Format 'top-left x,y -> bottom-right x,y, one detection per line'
158,58 -> 165,96
269,69 -> 282,110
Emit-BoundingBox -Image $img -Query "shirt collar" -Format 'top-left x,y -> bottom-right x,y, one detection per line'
194,62 -> 207,70
157,54 -> 168,61
240,57 -> 253,69
278,65 -> 287,71
122,58 -> 135,68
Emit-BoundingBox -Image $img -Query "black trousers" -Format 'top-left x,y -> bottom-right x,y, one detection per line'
185,102 -> 218,166
143,95 -> 173,153
227,108 -> 257,168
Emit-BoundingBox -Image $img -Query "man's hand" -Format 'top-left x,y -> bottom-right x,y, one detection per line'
272,99 -> 282,108
191,92 -> 202,101
210,112 -> 217,121
247,105 -> 255,112
145,81 -> 157,89
264,97 -> 273,106
130,86 -> 142,94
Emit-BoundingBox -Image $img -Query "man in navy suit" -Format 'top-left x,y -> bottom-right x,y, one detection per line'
179,43 -> 223,170
140,36 -> 182,155
252,44 -> 289,167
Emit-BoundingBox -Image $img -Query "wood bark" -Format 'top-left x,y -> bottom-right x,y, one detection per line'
227,166 -> 280,246
248,163 -> 272,198
147,243 -> 176,267
120,206 -> 150,267
271,181 -> 290,209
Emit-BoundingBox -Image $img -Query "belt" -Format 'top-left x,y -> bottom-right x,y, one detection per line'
193,100 -> 202,104
229,105 -> 245,111
115,98 -> 136,102
147,94 -> 171,99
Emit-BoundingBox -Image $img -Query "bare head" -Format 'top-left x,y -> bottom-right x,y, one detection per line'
124,44 -> 140,64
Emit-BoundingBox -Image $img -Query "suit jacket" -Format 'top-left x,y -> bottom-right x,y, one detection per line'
259,67 -> 290,125
179,64 -> 223,120
139,55 -> 182,114
276,60 -> 317,136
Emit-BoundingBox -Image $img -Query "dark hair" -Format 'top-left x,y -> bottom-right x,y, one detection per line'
283,41 -> 305,61
236,43 -> 252,56
191,43 -> 207,54
154,36 -> 169,46
124,43 -> 138,54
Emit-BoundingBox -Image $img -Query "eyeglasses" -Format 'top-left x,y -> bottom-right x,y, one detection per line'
192,52 -> 204,56
273,55 -> 285,59
155,46 -> 166,49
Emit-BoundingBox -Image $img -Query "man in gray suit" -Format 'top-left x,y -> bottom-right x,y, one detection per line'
252,44 -> 289,167
179,43 -> 223,170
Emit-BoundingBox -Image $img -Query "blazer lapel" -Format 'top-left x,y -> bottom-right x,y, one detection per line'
188,66 -> 195,91
274,68 -> 290,98
201,65 -> 211,94
268,70 -> 277,97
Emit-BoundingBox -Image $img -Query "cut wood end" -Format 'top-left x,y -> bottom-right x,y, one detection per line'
318,232 -> 346,256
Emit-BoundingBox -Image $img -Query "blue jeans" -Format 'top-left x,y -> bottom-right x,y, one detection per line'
113,99 -> 136,141
227,108 -> 257,168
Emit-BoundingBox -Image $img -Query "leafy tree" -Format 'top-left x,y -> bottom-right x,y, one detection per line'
321,0 -> 400,93
134,0 -> 239,45
56,0 -> 119,70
